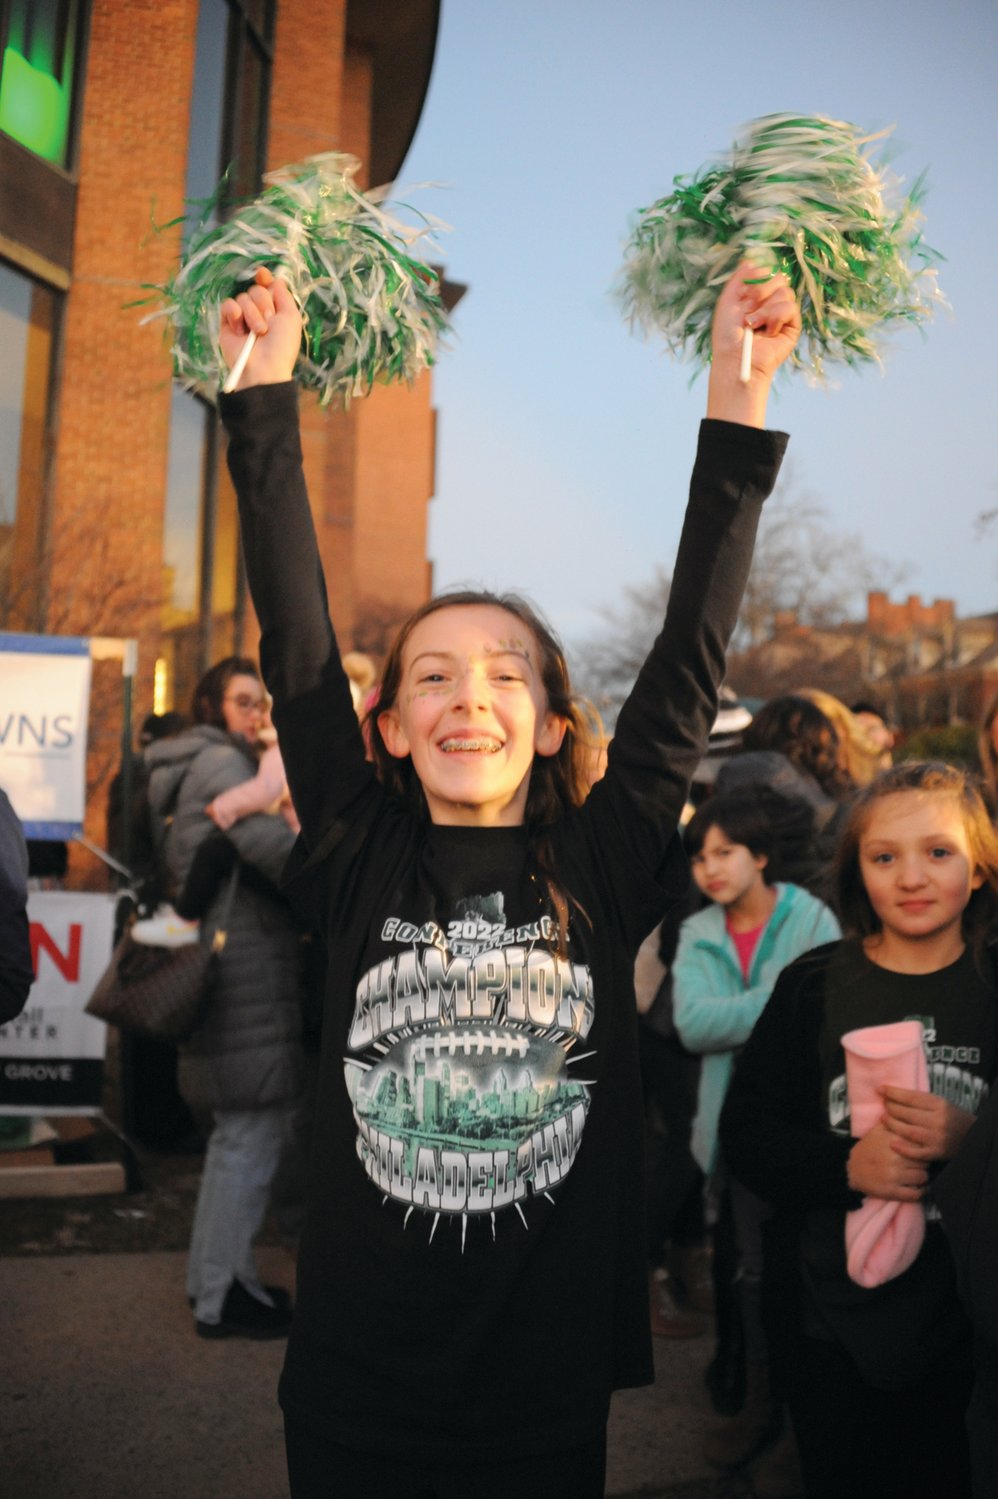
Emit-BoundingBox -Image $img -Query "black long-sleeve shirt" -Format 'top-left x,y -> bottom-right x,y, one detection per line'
222,381 -> 786,1460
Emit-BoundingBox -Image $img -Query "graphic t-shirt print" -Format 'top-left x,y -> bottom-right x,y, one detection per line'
344,891 -> 595,1240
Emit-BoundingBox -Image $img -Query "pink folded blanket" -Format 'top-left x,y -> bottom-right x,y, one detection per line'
842,1020 -> 928,1289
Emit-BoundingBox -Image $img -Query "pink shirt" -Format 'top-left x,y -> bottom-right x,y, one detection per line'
726,917 -> 766,982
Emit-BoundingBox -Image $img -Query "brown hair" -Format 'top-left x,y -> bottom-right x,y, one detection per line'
833,760 -> 998,954
798,688 -> 885,788
370,590 -> 602,950
741,693 -> 853,799
190,655 -> 261,729
685,791 -> 778,885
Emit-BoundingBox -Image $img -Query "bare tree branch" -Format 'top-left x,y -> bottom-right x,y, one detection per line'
572,565 -> 671,720
572,472 -> 910,720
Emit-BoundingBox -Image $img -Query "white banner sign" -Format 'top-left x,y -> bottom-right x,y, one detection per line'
0,891 -> 115,1114
0,631 -> 92,838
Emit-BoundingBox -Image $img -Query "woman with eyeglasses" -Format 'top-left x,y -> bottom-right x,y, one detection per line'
146,655 -> 305,1339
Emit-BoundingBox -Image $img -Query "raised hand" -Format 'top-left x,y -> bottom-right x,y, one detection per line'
220,267 -> 303,389
707,260 -> 801,427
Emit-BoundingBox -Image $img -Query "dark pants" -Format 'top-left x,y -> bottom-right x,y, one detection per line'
787,1335 -> 972,1499
639,1026 -> 703,1260
120,1031 -> 199,1147
284,1418 -> 607,1499
967,1361 -> 998,1499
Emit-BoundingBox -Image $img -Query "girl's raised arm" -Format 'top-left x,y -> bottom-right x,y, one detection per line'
219,273 -> 374,850
591,264 -> 800,878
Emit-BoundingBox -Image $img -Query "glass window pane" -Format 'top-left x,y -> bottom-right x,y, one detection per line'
0,0 -> 77,166
0,262 -> 55,628
162,0 -> 273,703
223,27 -> 267,205
237,0 -> 274,44
212,448 -> 238,621
160,392 -> 211,712
162,390 -> 205,624
185,0 -> 229,223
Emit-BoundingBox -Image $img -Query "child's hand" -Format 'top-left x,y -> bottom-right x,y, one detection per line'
713,262 -> 800,374
847,1122 -> 929,1202
707,261 -> 801,427
220,267 -> 302,388
881,1085 -> 976,1164
205,799 -> 236,832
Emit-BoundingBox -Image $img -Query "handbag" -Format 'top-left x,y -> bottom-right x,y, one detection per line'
86,864 -> 240,1043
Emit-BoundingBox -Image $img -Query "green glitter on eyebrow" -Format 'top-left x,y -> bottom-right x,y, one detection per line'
485,638 -> 529,657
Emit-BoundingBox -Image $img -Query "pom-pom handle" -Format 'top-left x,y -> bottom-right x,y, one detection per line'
222,330 -> 257,393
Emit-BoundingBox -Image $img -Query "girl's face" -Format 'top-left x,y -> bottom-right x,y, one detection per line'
221,672 -> 266,743
859,791 -> 984,956
378,603 -> 567,826
690,824 -> 767,910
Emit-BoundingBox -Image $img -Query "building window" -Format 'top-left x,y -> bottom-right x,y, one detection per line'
219,0 -> 273,206
161,0 -> 274,712
0,0 -> 81,167
0,259 -> 58,630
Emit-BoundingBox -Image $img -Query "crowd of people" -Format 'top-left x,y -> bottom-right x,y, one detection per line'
91,552 -> 995,1499
635,687 -> 998,1499
4,261 -> 998,1499
206,262 -> 998,1499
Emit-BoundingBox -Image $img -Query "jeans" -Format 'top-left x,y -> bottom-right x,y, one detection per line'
187,1104 -> 292,1322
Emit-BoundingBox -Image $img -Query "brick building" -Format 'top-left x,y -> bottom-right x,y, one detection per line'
730,590 -> 998,728
0,0 -> 452,871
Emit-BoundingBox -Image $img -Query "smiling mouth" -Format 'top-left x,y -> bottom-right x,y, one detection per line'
439,737 -> 502,754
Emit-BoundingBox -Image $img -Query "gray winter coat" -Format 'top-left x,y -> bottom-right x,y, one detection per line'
145,725 -> 303,1113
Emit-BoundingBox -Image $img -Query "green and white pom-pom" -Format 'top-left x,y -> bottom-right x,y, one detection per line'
619,114 -> 945,380
147,152 -> 449,406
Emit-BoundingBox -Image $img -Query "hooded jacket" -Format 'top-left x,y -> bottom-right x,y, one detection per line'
145,724 -> 303,1112
673,881 -> 839,1173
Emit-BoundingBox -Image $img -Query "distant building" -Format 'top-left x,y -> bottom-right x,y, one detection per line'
0,0 -> 457,873
730,591 -> 998,728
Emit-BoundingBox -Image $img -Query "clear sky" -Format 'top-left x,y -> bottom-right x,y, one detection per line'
399,0 -> 998,650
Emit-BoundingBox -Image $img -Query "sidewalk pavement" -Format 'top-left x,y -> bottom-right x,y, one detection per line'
2,1242 -> 744,1499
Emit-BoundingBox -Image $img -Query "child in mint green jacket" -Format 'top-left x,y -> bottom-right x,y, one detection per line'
674,788 -> 838,1474
675,793 -> 839,1177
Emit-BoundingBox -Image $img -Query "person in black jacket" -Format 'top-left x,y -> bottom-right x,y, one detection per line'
936,1074 -> 998,1498
0,787 -> 33,1022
